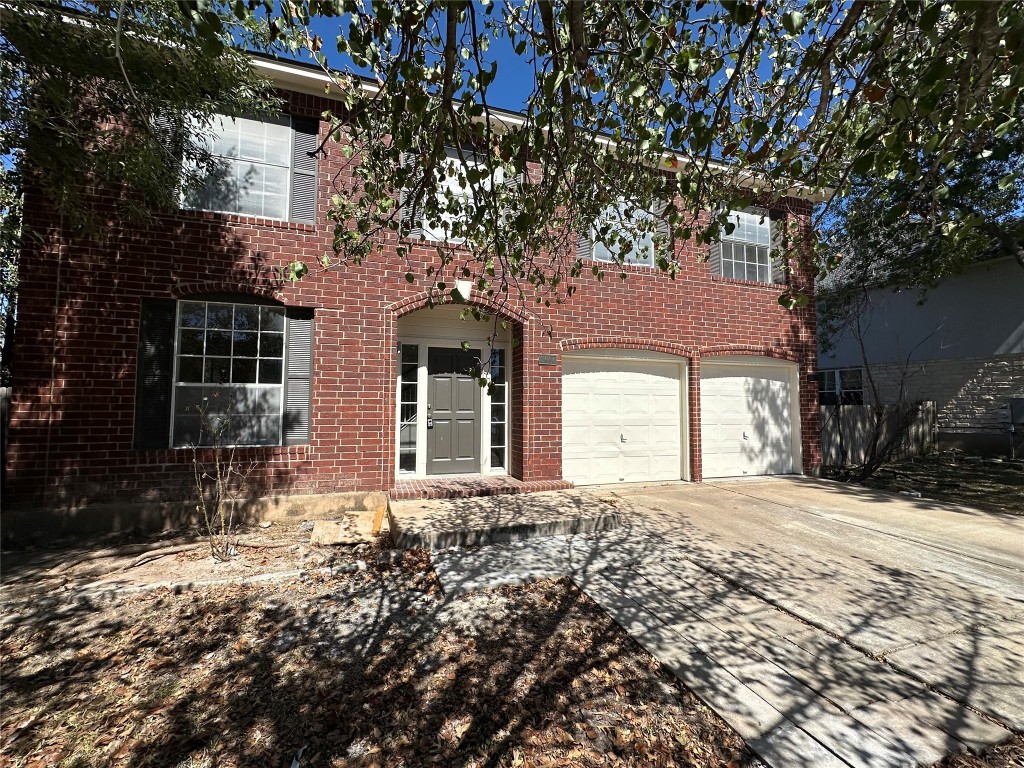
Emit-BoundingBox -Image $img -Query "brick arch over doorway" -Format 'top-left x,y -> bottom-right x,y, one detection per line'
389,292 -> 533,326
386,300 -> 529,485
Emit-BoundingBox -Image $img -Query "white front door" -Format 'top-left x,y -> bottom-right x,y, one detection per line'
562,355 -> 683,485
700,361 -> 797,478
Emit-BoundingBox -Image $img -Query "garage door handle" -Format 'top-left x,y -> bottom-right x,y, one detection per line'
621,434 -> 627,443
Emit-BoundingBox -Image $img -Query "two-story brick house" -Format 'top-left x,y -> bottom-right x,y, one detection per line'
3,56 -> 823,534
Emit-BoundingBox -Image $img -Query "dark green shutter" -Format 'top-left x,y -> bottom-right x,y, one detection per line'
152,112 -> 184,200
770,210 -> 787,284
133,299 -> 176,449
283,308 -> 314,445
290,117 -> 319,224
398,152 -> 425,238
654,199 -> 672,261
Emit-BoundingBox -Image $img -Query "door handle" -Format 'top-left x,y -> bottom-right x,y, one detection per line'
620,433 -> 627,443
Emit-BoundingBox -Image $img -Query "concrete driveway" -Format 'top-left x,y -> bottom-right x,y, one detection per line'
430,477 -> 1024,767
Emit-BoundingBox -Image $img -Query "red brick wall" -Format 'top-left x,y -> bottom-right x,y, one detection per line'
4,90 -> 820,509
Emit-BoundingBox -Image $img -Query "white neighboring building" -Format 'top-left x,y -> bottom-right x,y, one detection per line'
819,256 -> 1024,455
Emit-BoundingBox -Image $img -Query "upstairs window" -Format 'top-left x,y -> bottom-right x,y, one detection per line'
578,200 -> 669,267
399,147 -> 515,243
182,114 -> 319,224
819,368 -> 864,406
710,208 -> 783,284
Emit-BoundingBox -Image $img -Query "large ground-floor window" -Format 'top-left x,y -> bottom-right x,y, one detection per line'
172,300 -> 286,446
134,296 -> 313,450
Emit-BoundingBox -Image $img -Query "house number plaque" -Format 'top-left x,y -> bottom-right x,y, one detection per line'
538,355 -> 557,366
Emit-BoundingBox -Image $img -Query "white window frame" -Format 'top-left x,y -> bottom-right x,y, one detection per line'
170,299 -> 287,448
421,147 -> 505,244
397,343 -> 420,474
819,367 -> 865,405
719,208 -> 773,283
591,200 -> 657,267
183,115 -> 294,222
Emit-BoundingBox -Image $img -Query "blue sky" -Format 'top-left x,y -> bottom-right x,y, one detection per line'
303,13 -> 535,113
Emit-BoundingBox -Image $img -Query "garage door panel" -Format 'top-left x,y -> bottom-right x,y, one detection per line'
563,402 -> 592,420
563,356 -> 683,486
562,424 -> 594,447
566,456 -> 622,485
591,425 -> 624,446
647,424 -> 680,446
621,397 -> 652,417
565,445 -> 619,461
620,455 -> 653,479
649,395 -> 679,416
701,362 -> 796,479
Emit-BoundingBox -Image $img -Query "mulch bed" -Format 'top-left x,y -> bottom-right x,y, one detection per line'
933,739 -> 1024,768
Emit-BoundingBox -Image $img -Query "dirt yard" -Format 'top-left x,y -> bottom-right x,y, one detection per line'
1,530 -> 750,768
1,521 -> 1021,767
826,454 -> 1024,516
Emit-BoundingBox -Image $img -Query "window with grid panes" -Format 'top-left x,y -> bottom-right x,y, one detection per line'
402,147 -> 511,243
592,201 -> 657,266
399,344 -> 419,472
172,300 -> 285,446
181,114 -> 318,223
490,349 -> 508,469
819,368 -> 864,405
719,209 -> 773,283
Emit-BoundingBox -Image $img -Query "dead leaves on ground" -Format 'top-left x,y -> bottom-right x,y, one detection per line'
4,554 -> 1020,767
1,559 -> 748,768
845,456 -> 1023,516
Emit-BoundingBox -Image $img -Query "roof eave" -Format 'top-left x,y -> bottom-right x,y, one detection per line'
252,54 -> 834,205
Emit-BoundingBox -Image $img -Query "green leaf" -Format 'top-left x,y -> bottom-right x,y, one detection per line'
919,3 -> 941,31
285,261 -> 308,282
778,293 -> 809,309
782,11 -> 806,36
851,152 -> 876,175
994,118 -> 1018,138
891,96 -> 911,120
724,2 -> 757,25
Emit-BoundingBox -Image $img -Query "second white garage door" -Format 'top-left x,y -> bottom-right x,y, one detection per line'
700,359 -> 798,478
562,355 -> 684,485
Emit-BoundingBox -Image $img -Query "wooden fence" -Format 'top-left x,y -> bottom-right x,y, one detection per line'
820,401 -> 936,467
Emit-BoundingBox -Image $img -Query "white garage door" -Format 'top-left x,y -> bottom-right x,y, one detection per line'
701,361 -> 797,478
563,356 -> 683,485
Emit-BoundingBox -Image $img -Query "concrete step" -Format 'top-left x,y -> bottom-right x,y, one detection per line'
387,489 -> 621,549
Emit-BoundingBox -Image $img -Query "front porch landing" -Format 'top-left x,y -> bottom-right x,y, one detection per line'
390,475 -> 572,501
387,487 -> 621,550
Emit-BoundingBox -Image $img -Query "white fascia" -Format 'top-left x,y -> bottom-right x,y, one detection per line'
252,56 -> 380,99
